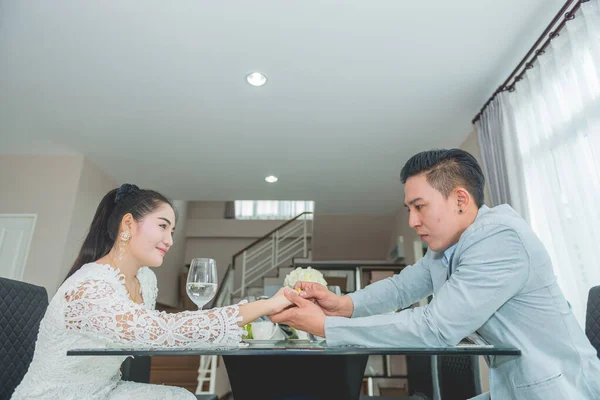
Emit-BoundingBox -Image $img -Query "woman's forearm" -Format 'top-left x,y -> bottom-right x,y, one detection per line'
237,299 -> 275,326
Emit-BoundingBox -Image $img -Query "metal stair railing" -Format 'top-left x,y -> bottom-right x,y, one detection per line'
234,212 -> 312,298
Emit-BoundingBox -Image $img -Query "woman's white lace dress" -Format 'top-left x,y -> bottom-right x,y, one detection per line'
11,262 -> 245,399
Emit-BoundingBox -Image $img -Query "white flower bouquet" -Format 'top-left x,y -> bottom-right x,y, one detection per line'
283,266 -> 327,289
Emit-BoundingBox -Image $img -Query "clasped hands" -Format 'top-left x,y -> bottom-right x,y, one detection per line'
268,282 -> 354,337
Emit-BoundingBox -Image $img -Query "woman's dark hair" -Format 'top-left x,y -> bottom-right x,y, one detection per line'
400,149 -> 485,208
65,184 -> 176,280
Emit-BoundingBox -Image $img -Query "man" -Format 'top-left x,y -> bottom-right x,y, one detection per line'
271,149 -> 600,399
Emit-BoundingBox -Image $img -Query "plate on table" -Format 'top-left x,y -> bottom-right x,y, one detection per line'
286,339 -> 325,346
243,339 -> 282,346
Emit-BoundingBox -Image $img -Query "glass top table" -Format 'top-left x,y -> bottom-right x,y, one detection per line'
68,341 -> 520,400
67,339 -> 520,357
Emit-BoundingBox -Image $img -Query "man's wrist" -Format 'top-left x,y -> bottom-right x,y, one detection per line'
339,295 -> 354,318
317,315 -> 326,337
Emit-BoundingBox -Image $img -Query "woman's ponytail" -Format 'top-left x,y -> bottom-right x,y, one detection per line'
64,189 -> 118,280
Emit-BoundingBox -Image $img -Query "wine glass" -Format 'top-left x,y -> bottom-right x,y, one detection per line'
186,258 -> 218,310
327,285 -> 342,296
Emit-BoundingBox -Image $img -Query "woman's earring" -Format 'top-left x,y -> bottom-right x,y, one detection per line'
458,209 -> 463,214
119,232 -> 131,261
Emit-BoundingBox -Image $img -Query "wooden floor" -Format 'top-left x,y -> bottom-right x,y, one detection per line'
149,355 -> 204,393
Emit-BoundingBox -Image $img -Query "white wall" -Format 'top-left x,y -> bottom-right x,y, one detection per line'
188,201 -> 227,219
61,157 -> 118,288
0,155 -> 83,294
312,215 -> 393,261
0,155 -> 120,295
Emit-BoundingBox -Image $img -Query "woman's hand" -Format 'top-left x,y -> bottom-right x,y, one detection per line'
237,288 -> 295,325
266,287 -> 295,315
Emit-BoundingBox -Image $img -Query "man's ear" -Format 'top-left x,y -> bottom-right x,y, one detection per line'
455,187 -> 471,211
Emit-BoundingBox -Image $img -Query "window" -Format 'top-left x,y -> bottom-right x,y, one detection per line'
234,200 -> 314,220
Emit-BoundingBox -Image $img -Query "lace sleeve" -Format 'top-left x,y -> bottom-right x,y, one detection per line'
64,279 -> 245,347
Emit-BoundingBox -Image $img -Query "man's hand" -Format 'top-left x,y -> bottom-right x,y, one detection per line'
269,289 -> 327,337
294,281 -> 354,318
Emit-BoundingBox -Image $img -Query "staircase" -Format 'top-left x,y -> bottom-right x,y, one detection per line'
195,212 -> 313,396
207,212 -> 313,310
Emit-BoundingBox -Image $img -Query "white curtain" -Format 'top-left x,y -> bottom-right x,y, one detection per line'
501,0 -> 600,325
476,96 -> 513,207
475,94 -> 530,220
234,200 -> 314,220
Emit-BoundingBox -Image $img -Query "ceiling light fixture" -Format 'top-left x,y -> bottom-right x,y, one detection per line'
247,72 -> 267,87
265,175 -> 278,183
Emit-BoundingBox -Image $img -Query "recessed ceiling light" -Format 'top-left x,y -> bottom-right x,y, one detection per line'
247,72 -> 267,87
265,175 -> 278,183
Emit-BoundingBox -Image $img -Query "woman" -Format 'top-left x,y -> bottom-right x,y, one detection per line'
12,184 -> 292,399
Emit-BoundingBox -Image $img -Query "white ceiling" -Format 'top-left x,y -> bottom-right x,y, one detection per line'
0,0 -> 565,214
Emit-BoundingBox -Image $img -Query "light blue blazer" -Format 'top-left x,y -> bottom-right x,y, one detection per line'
325,205 -> 600,399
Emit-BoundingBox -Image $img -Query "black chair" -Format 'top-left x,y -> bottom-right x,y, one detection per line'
585,285 -> 600,358
121,356 -> 152,383
436,355 -> 481,400
407,355 -> 434,398
0,277 -> 49,400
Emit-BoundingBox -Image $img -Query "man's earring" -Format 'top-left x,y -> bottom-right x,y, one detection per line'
458,209 -> 463,214
119,232 -> 131,261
